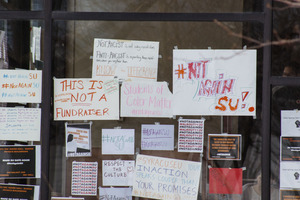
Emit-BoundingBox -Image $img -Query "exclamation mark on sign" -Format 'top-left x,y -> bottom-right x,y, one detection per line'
242,91 -> 254,112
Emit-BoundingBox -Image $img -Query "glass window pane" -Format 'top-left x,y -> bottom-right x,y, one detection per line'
53,0 -> 262,12
50,20 -> 263,199
0,0 -> 43,11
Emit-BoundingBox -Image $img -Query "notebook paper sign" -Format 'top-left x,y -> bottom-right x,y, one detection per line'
54,78 -> 119,120
132,154 -> 201,200
173,49 -> 256,116
141,124 -> 174,150
121,81 -> 173,118
92,38 -> 159,81
0,107 -> 41,141
0,70 -> 42,103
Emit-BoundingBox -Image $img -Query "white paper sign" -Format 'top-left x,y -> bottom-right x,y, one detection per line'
72,161 -> 98,196
99,187 -> 132,200
102,160 -> 135,186
54,78 -> 119,120
141,124 -> 174,150
92,38 -> 159,81
132,154 -> 201,200
0,107 -> 41,141
280,162 -> 300,188
0,70 -> 42,103
66,123 -> 91,157
173,49 -> 256,116
121,81 -> 173,118
281,110 -> 300,136
178,119 -> 204,153
102,129 -> 135,155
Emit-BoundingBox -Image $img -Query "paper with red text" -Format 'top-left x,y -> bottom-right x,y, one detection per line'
173,49 -> 256,116
121,81 -> 173,118
54,78 -> 119,120
92,38 -> 159,81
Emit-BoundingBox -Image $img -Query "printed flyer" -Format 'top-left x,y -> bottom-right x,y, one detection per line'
178,119 -> 204,153
173,49 -> 256,116
65,122 -> 92,157
0,145 -> 41,178
0,184 -> 39,200
281,110 -> 300,136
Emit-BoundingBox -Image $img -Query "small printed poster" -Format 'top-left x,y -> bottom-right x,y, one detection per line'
178,119 -> 204,153
121,81 -> 173,118
0,70 -> 42,103
280,162 -> 300,189
208,134 -> 242,160
281,136 -> 300,161
71,161 -> 98,196
102,160 -> 135,186
281,110 -> 300,136
209,168 -> 243,194
132,154 -> 201,200
173,49 -> 256,116
0,145 -> 41,178
99,187 -> 132,200
54,78 -> 119,121
65,123 -> 92,157
141,124 -> 174,150
0,184 -> 39,200
92,38 -> 159,81
102,129 -> 135,155
280,189 -> 300,200
0,107 -> 41,141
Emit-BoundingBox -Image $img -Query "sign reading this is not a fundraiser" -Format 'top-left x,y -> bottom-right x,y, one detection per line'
54,78 -> 119,120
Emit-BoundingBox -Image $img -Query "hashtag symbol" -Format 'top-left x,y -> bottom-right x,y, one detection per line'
2,84 -> 8,88
175,64 -> 186,79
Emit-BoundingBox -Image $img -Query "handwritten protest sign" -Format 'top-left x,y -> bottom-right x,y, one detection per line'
173,49 -> 256,116
102,160 -> 135,186
141,124 -> 174,150
99,187 -> 132,200
54,78 -> 119,120
0,107 -> 41,141
65,123 -> 91,157
132,154 -> 201,200
92,38 -> 159,81
178,119 -> 204,153
121,81 -> 173,118
0,70 -> 42,103
102,129 -> 135,155
72,161 -> 98,196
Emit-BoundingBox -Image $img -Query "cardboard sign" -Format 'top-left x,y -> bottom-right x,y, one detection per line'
99,187 -> 132,200
54,78 -> 119,120
173,49 -> 256,116
72,161 -> 98,196
280,190 -> 300,200
102,160 -> 135,186
178,119 -> 204,153
102,129 -> 135,155
0,70 -> 42,103
0,184 -> 39,200
65,123 -> 92,157
0,107 -> 41,141
92,38 -> 159,81
141,124 -> 174,150
281,110 -> 300,136
208,134 -> 241,160
121,81 -> 173,118
0,145 -> 41,178
209,168 -> 242,194
132,154 -> 201,200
